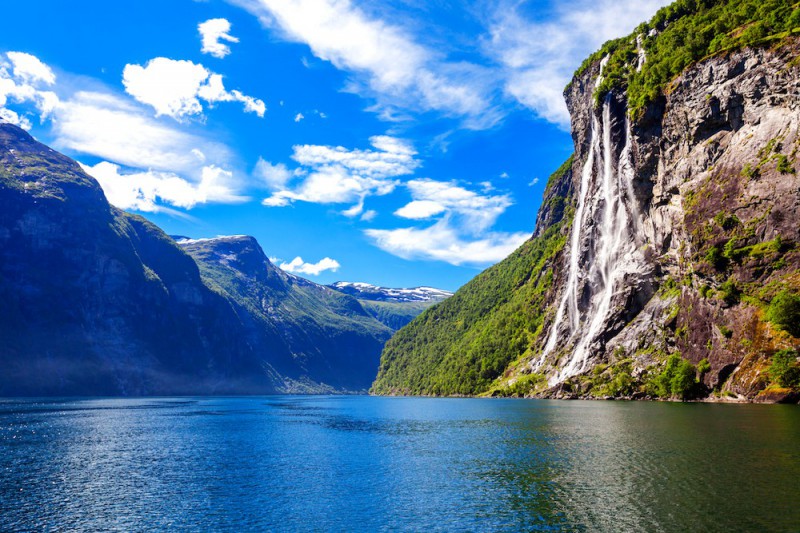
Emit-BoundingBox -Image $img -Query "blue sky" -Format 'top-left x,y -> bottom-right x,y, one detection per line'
0,0 -> 668,291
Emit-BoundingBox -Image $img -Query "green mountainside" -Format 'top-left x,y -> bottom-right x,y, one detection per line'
582,0 -> 800,114
0,123 -> 397,394
372,0 -> 800,400
371,159 -> 574,395
181,236 -> 393,392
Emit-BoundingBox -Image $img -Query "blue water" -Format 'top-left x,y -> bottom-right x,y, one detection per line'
1,397 -> 798,532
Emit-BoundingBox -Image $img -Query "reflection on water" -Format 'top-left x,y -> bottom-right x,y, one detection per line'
1,397 -> 798,532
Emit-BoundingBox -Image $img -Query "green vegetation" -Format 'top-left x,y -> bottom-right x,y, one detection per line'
358,300 -> 434,331
371,158 -> 574,396
588,360 -> 636,397
705,245 -> 726,269
490,373 -> 546,398
769,349 -> 800,388
646,354 -> 701,400
697,358 -> 711,377
574,0 -> 800,115
719,279 -> 741,305
766,290 -> 800,336
776,154 -> 795,174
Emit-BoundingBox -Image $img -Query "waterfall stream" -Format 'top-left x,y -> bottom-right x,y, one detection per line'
537,58 -> 644,382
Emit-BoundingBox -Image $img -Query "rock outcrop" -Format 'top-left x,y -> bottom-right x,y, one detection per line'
528,38 -> 800,398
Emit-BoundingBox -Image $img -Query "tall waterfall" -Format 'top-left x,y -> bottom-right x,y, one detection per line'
537,59 -> 645,382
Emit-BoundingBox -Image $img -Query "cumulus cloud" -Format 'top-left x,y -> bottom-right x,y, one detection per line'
233,0 -> 495,125
396,178 -> 513,233
394,200 -> 446,220
262,135 -> 418,208
1,51 -> 251,213
0,51 -> 60,128
52,91 -> 231,174
199,18 -> 240,58
487,0 -> 670,126
6,52 -> 56,85
279,256 -> 340,275
366,218 -> 528,266
82,161 -> 248,212
294,112 -> 304,122
370,176 -> 525,266
254,158 -> 293,189
122,57 -> 265,120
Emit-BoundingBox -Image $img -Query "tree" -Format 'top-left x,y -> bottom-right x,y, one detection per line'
766,291 -> 800,337
769,350 -> 800,389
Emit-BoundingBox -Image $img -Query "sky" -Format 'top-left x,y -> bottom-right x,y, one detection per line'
0,0 -> 669,291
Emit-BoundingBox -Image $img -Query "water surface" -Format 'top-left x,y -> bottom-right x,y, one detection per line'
1,397 -> 798,532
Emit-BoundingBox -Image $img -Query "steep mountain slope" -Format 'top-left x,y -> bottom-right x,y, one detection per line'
0,123 -> 278,395
0,124 -> 391,395
329,282 -> 452,330
373,0 -> 800,401
179,237 -> 393,392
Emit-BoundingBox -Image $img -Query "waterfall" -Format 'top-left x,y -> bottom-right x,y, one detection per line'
537,58 -> 644,382
636,34 -> 646,72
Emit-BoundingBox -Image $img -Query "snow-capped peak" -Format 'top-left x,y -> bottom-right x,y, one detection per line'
329,281 -> 452,303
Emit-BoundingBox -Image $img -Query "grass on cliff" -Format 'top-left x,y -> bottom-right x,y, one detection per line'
576,0 -> 800,115
370,158 -> 573,396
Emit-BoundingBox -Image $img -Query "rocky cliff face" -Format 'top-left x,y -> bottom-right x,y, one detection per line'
373,28 -> 800,401
522,38 -> 800,399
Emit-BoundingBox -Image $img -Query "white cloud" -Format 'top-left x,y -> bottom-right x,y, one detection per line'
262,135 -> 418,207
399,178 -> 513,233
254,158 -> 293,189
0,51 -> 60,126
487,0 -> 670,126
52,90 -> 232,175
394,200 -> 446,220
528,177 -> 540,186
341,197 -> 365,218
122,57 -> 265,120
279,256 -> 340,275
81,161 -> 248,212
1,51 -> 250,213
0,108 -> 32,129
360,209 -> 377,222
366,218 -> 528,266
294,112 -> 304,122
6,52 -> 56,85
199,18 -> 240,58
233,0 -> 495,124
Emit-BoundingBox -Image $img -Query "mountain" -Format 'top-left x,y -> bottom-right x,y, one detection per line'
328,282 -> 452,330
178,236 -> 393,392
0,123 -> 390,395
0,123 -> 276,395
372,0 -> 800,402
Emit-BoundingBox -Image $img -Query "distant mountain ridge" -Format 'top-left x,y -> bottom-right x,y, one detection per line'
329,282 -> 452,330
329,282 -> 452,303
0,123 -> 443,395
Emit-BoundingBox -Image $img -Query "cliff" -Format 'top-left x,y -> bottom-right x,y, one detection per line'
373,0 -> 800,401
